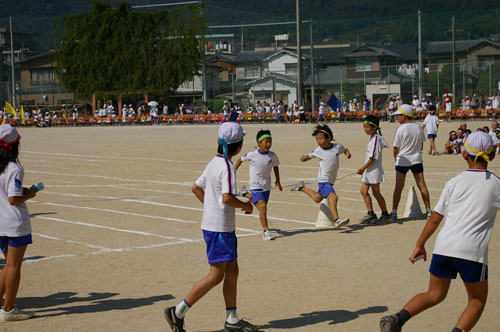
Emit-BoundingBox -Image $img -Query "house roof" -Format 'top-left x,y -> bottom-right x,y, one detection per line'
311,46 -> 355,65
17,50 -> 55,64
425,39 -> 500,54
244,72 -> 296,86
380,70 -> 412,83
304,66 -> 345,85
206,53 -> 237,64
233,51 -> 276,63
341,45 -> 402,58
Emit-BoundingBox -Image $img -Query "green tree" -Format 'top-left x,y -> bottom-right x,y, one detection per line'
55,0 -> 205,99
476,63 -> 500,97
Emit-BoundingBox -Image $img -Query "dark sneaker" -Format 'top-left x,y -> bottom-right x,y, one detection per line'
164,306 -> 186,332
390,211 -> 397,222
224,319 -> 259,332
380,315 -> 402,332
378,213 -> 392,224
360,214 -> 378,224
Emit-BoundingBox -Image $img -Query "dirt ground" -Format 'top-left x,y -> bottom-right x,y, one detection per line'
5,120 -> 499,332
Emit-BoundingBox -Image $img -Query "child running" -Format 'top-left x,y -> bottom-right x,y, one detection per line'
357,115 -> 391,224
235,129 -> 282,241
291,124 -> 351,228
0,124 -> 36,321
164,121 -> 258,332
380,131 -> 500,332
421,104 -> 440,155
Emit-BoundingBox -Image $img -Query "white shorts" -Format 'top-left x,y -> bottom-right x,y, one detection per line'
362,167 -> 385,184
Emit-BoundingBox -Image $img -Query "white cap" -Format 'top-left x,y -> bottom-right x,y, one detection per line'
394,104 -> 415,118
0,124 -> 20,149
464,131 -> 494,162
218,122 -> 246,144
414,95 -> 417,98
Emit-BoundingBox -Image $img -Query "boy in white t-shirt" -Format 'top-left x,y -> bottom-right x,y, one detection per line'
235,130 -> 281,241
164,122 -> 258,332
291,124 -> 351,228
357,115 -> 391,224
422,105 -> 440,155
391,104 -> 431,220
380,131 -> 500,332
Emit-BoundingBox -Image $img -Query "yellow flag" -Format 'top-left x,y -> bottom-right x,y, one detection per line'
20,106 -> 25,124
1,118 -> 5,125
5,102 -> 17,118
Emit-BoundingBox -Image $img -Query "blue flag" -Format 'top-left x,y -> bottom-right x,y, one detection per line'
327,93 -> 342,111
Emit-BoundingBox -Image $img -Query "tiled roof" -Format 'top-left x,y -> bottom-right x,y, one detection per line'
304,66 -> 345,85
425,39 -> 500,54
233,51 -> 275,63
341,45 -> 402,58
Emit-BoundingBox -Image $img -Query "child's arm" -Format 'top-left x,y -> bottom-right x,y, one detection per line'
300,155 -> 311,162
357,158 -> 376,175
8,187 -> 36,206
234,157 -> 243,170
222,193 -> 253,214
393,147 -> 399,161
344,148 -> 351,159
192,184 -> 205,203
273,166 -> 282,191
409,212 -> 444,263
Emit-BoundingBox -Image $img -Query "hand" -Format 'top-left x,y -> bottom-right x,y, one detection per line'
25,188 -> 37,200
357,168 -> 364,175
242,201 -> 253,214
300,155 -> 308,162
275,181 -> 282,191
346,152 -> 352,159
409,247 -> 426,264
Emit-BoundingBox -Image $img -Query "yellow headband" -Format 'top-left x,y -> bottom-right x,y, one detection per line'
397,108 -> 416,118
464,138 -> 493,163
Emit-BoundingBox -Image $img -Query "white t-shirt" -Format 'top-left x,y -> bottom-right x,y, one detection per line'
240,150 -> 280,191
195,155 -> 237,233
308,144 -> 346,184
393,122 -> 426,166
0,162 -> 31,237
433,170 -> 500,264
423,114 -> 439,135
319,105 -> 325,115
445,102 -> 452,113
362,134 -> 389,184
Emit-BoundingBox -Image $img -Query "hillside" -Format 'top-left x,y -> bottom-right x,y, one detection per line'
1,0 -> 499,50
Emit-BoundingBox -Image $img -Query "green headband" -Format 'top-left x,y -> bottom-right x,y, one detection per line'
363,120 -> 382,136
258,134 -> 272,142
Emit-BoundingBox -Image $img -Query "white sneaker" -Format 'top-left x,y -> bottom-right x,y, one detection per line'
290,181 -> 305,191
333,218 -> 349,229
262,230 -> 274,241
239,185 -> 249,198
0,306 -> 34,321
426,210 -> 432,218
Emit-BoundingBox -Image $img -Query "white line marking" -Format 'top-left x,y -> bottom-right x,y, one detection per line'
34,233 -> 109,250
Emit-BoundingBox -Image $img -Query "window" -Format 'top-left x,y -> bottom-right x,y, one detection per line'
30,68 -> 54,85
285,63 -> 297,76
355,60 -> 372,72
477,56 -> 494,70
245,67 -> 260,79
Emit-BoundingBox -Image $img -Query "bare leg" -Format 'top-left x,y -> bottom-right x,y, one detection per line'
371,183 -> 388,212
412,172 -> 431,209
455,280 -> 488,331
185,261 -> 227,306
327,192 -> 339,221
299,186 -> 324,203
360,182 -> 373,211
254,199 -> 269,231
429,137 -> 436,152
392,171 -> 407,211
223,260 -> 239,309
403,274 -> 451,317
2,245 -> 27,311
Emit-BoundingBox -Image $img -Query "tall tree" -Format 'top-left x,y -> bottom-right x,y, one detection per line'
55,0 -> 205,99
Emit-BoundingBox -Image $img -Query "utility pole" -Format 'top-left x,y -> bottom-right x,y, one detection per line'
452,16 -> 456,105
296,0 -> 302,108
9,16 -> 16,108
418,10 -> 423,101
309,19 -> 315,112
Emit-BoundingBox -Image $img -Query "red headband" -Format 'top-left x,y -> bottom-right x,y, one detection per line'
0,136 -> 19,150
318,130 -> 331,138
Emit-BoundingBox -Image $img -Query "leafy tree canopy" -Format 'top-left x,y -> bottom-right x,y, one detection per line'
55,0 -> 205,99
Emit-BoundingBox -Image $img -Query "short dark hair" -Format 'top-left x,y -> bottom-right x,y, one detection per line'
428,104 -> 436,111
0,142 -> 20,175
312,124 -> 333,140
256,129 -> 271,142
363,115 -> 380,128
217,140 -> 243,157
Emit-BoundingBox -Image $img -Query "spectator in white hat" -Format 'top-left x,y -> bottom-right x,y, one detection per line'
164,120 -> 259,332
380,131 -> 499,332
391,104 -> 432,220
0,125 -> 36,321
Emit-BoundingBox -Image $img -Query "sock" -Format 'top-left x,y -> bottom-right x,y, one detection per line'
391,208 -> 397,215
175,299 -> 191,319
396,309 -> 411,328
226,307 -> 240,324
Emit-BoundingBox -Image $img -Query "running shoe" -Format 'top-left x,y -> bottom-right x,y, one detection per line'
262,230 -> 274,241
333,218 -> 349,229
224,319 -> 259,332
290,181 -> 305,191
390,211 -> 397,222
164,306 -> 186,332
0,306 -> 34,321
360,214 -> 378,224
380,314 -> 402,332
378,213 -> 393,224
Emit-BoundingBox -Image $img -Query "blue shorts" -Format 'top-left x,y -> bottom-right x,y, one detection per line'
395,163 -> 424,174
250,189 -> 270,204
0,234 -> 32,253
318,113 -> 325,118
202,230 -> 237,264
318,182 -> 335,198
429,254 -> 488,283
427,134 -> 437,139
